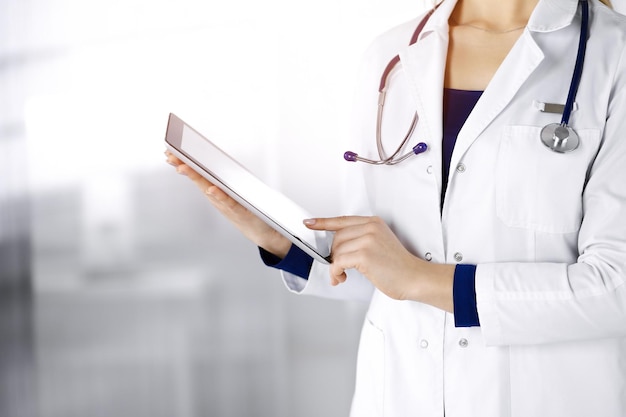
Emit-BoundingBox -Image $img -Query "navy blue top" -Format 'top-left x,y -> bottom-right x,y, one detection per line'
442,88 -> 482,207
261,88 -> 482,327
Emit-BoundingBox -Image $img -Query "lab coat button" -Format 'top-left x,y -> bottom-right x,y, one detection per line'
425,252 -> 433,261
456,163 -> 466,173
426,165 -> 433,174
459,338 -> 469,348
420,339 -> 429,349
454,252 -> 463,262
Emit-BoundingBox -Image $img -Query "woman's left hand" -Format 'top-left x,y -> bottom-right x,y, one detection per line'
305,216 -> 454,311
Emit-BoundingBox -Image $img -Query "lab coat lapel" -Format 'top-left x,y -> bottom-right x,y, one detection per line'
449,0 -> 578,175
448,31 -> 545,175
399,24 -> 449,193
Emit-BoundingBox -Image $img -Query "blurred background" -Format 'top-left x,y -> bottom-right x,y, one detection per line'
4,1 -> 625,416
0,0 -> 434,416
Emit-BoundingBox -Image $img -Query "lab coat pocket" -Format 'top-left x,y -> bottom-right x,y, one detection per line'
350,317 -> 385,417
496,125 -> 601,234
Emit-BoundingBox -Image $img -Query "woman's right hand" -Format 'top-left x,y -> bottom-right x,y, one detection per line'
165,150 -> 292,258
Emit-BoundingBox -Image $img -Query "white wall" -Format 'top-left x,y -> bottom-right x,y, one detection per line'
3,0 -> 429,200
0,0 -> 433,290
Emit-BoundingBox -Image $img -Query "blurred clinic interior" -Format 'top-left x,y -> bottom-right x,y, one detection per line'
0,0 -> 441,416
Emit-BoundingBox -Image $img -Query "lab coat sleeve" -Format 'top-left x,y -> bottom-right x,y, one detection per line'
261,243 -> 376,300
279,158 -> 376,302
476,45 -> 626,346
281,263 -> 374,302
277,38 -> 382,303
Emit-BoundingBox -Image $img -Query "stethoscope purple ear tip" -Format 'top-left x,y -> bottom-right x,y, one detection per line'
413,142 -> 428,155
344,151 -> 358,162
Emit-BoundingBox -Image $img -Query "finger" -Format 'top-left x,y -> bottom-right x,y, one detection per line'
328,251 -> 358,285
176,164 -> 217,194
206,186 -> 247,216
331,232 -> 375,261
303,215 -> 374,231
164,151 -> 182,166
204,185 -> 232,207
174,164 -> 245,216
330,271 -> 347,286
329,261 -> 348,286
175,163 -> 203,181
329,218 -> 385,251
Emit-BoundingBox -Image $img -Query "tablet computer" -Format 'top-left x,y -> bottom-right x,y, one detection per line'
165,113 -> 332,264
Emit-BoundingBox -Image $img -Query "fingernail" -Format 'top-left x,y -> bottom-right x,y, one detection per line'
303,218 -> 316,226
176,166 -> 187,175
205,186 -> 216,196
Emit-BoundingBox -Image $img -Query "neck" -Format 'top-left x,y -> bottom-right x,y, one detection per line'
450,0 -> 539,32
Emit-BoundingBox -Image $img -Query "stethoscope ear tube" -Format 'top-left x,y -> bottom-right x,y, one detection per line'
344,7 -> 437,166
344,142 -> 428,163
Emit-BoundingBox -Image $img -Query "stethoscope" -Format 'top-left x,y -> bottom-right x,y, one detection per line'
344,0 -> 590,165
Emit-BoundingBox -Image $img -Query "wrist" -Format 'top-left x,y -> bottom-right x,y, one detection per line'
408,262 -> 455,312
258,231 -> 291,259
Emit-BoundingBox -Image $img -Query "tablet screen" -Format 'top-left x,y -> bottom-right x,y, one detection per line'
166,113 -> 331,264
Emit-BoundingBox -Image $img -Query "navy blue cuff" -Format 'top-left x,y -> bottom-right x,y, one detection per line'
453,264 -> 480,327
259,244 -> 313,279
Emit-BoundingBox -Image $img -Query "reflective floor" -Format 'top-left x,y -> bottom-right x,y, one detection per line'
0,169 -> 367,417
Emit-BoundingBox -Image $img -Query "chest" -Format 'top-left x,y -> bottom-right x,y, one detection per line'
445,26 -> 522,90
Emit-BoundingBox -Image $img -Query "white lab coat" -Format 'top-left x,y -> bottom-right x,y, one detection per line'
281,0 -> 626,415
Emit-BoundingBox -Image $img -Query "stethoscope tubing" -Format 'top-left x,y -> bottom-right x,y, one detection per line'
562,0 -> 589,127
345,8 -> 434,165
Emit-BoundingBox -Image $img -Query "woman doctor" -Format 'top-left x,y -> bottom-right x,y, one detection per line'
166,0 -> 626,415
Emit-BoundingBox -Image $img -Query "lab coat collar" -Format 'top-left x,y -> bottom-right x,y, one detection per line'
527,0 -> 580,32
417,0 -> 580,36
416,0 -> 457,40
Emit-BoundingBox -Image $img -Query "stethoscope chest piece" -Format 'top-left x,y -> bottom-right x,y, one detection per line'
540,123 -> 580,153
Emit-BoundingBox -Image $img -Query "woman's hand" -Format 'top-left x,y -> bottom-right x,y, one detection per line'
305,216 -> 454,312
165,150 -> 291,258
